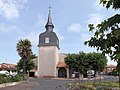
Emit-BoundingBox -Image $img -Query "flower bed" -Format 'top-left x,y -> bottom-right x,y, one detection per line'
66,82 -> 119,90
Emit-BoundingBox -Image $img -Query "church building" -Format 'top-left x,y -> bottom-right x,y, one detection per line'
36,9 -> 69,78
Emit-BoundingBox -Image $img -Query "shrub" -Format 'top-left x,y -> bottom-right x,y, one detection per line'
12,74 -> 27,82
0,74 -> 8,84
0,74 -> 27,84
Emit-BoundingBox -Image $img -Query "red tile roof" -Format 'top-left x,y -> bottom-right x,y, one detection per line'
106,64 -> 116,68
0,63 -> 16,69
57,62 -> 68,68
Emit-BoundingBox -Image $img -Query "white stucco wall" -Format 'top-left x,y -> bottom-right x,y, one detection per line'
37,46 -> 59,77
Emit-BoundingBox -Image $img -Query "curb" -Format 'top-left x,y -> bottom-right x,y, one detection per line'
51,77 -> 103,81
0,81 -> 26,88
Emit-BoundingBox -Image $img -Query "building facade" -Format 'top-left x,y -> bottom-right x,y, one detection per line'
103,64 -> 116,75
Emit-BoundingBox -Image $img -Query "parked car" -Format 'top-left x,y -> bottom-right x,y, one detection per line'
0,70 -> 10,76
87,70 -> 94,78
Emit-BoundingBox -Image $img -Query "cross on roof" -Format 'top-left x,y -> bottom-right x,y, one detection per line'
48,5 -> 52,13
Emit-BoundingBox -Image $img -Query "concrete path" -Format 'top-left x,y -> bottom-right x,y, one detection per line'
0,81 -> 39,90
30,78 -> 72,90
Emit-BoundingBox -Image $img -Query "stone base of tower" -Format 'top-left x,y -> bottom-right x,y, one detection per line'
37,69 -> 57,78
37,75 -> 55,78
37,71 -> 56,78
37,46 -> 59,78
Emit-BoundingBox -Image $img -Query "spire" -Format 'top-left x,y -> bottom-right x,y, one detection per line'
45,5 -> 54,31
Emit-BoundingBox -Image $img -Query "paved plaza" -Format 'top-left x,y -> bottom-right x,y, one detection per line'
0,76 -> 119,90
0,78 -> 72,90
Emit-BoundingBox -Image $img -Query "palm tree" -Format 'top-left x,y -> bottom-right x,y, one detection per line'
16,39 -> 33,74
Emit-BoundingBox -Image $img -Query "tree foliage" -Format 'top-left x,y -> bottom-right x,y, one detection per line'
84,0 -> 120,87
84,0 -> 120,70
16,39 -> 35,74
100,0 -> 120,9
17,54 -> 36,71
64,53 -> 77,69
65,52 -> 107,75
16,39 -> 32,58
77,52 -> 88,73
87,52 -> 107,72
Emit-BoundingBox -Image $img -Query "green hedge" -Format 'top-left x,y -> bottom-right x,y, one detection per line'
0,74 -> 27,84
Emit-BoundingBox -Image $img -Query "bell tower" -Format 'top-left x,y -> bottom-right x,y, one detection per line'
37,8 -> 59,77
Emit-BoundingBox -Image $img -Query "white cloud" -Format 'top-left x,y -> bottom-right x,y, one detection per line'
18,31 -> 40,45
17,15 -> 44,45
0,23 -> 21,33
0,0 -> 28,20
67,23 -> 81,32
87,13 -> 104,26
81,33 -> 91,41
18,14 -> 45,45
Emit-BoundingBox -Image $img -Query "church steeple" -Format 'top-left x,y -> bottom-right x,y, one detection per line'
38,6 -> 59,48
45,6 -> 54,31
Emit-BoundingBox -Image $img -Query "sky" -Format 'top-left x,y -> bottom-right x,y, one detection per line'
0,0 -> 117,65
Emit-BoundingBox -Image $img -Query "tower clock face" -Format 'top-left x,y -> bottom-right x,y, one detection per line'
45,37 -> 49,43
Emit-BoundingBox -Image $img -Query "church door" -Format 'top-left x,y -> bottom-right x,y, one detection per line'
58,67 -> 67,78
